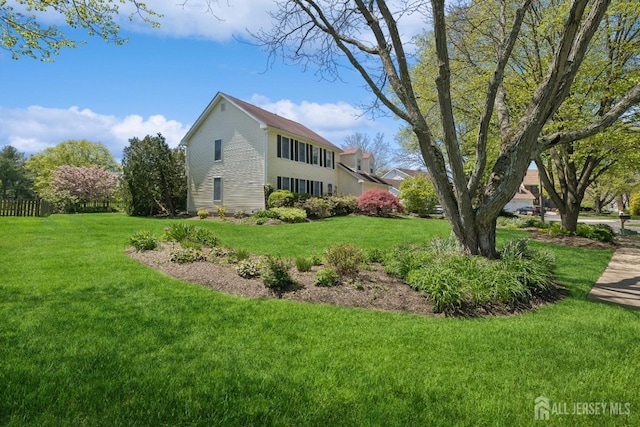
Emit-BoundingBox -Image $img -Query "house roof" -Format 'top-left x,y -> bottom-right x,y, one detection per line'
383,178 -> 404,189
522,169 -> 539,187
341,148 -> 360,155
181,92 -> 341,151
511,186 -> 535,201
338,163 -> 389,186
362,152 -> 372,159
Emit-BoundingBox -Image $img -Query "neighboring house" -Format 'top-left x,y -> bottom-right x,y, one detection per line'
338,148 -> 389,196
381,167 -> 430,196
504,169 -> 543,212
180,92 -> 388,214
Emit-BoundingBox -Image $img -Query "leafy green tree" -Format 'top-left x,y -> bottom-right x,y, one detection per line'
0,145 -> 33,199
257,0 -> 640,257
399,175 -> 438,217
121,133 -> 186,217
25,139 -> 119,200
0,0 -> 159,61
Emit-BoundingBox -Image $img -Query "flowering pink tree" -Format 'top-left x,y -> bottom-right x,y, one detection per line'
51,165 -> 118,208
357,190 -> 404,217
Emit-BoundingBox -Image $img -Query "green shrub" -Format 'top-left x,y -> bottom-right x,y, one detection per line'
189,227 -> 220,247
383,243 -> 434,279
295,257 -> 313,272
253,209 -> 280,219
261,256 -> 293,289
270,207 -> 307,223
630,192 -> 640,216
407,265 -> 466,313
226,248 -> 250,264
575,223 -> 615,242
364,247 -> 386,264
398,174 -> 437,216
215,205 -> 227,221
324,243 -> 363,276
234,209 -> 245,219
236,259 -> 263,279
314,268 -> 341,287
309,248 -> 323,266
327,195 -> 358,216
169,248 -> 205,264
357,190 -> 405,216
197,209 -> 209,219
129,230 -> 158,251
303,197 -> 333,219
268,190 -> 295,208
164,222 -> 195,243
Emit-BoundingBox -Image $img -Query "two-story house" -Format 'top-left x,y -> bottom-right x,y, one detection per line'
180,92 -> 389,214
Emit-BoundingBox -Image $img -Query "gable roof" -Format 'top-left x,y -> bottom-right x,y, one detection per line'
181,92 -> 341,151
338,163 -> 389,186
341,148 -> 360,155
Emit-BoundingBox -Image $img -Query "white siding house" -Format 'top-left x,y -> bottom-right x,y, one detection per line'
181,92 -> 348,214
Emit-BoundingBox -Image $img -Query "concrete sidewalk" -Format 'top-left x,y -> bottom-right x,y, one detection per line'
588,237 -> 640,310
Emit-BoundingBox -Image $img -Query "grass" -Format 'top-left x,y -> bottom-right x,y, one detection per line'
1,213 -> 638,426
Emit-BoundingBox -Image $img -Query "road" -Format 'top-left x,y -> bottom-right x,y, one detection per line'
541,212 -> 639,233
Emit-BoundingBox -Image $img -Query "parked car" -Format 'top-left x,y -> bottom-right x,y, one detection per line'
516,205 -> 541,215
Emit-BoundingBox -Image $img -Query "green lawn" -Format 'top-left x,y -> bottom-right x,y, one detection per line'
1,214 -> 638,426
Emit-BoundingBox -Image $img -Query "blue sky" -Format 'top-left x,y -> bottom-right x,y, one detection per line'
0,1 -> 427,162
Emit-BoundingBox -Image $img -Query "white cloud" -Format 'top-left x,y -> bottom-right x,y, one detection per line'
124,1 -> 428,46
0,106 -> 190,161
249,94 -> 378,144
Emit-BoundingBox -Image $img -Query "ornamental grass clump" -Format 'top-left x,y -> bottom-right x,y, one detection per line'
129,230 -> 158,251
324,243 -> 363,276
261,256 -> 294,290
396,237 -> 557,315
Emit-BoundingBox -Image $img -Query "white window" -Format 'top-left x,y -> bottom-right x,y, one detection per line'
327,183 -> 333,196
214,139 -> 222,162
281,176 -> 291,191
325,150 -> 333,168
312,146 -> 320,165
213,177 -> 222,202
280,136 -> 290,159
298,141 -> 306,163
299,179 -> 307,194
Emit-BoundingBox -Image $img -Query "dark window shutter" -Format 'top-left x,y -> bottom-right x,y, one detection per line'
290,139 -> 294,160
277,136 -> 281,158
277,176 -> 282,190
321,182 -> 324,195
332,152 -> 335,169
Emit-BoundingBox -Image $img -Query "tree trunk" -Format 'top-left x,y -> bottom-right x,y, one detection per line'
561,201 -> 581,232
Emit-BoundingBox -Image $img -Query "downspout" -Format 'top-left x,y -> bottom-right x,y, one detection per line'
263,127 -> 269,210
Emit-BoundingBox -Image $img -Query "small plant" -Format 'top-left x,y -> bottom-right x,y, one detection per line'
215,205 -> 227,221
261,256 -> 293,290
197,209 -> 209,219
164,222 -> 195,243
129,230 -> 158,251
324,243 -> 363,276
364,247 -> 386,264
309,248 -> 323,266
314,268 -> 341,287
326,194 -> 358,216
229,248 -> 250,263
236,259 -> 263,279
189,227 -> 220,248
295,257 -> 313,272
234,209 -> 245,219
253,209 -> 280,219
169,247 -> 205,264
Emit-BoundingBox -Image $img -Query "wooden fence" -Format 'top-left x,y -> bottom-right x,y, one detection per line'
0,199 -> 53,217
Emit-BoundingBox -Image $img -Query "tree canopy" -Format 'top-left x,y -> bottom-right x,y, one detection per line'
0,0 -> 159,60
256,0 -> 640,257
121,133 -> 186,217
0,145 -> 33,199
25,139 -> 119,200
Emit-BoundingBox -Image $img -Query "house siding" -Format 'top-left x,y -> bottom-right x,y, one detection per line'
266,131 -> 339,195
186,100 -> 265,213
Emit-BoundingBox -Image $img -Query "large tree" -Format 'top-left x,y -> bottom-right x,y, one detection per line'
121,133 -> 186,217
0,145 -> 33,199
256,0 -> 640,257
25,139 -> 119,200
1,0 -> 158,60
